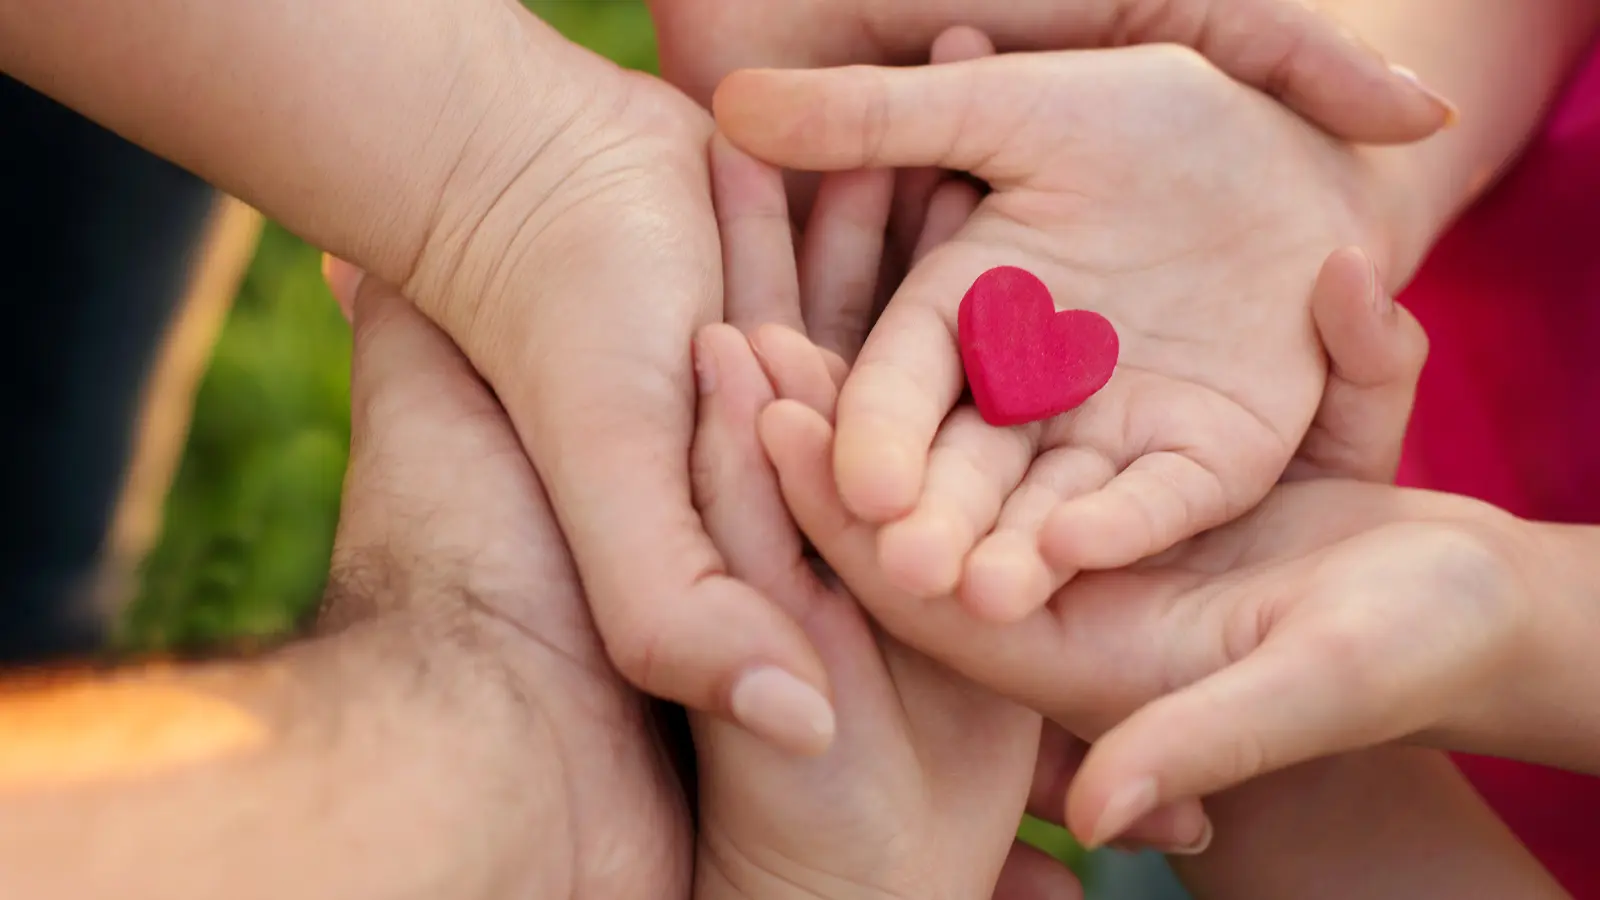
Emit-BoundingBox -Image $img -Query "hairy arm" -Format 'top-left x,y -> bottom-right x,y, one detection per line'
1174,748 -> 1566,899
1332,0 -> 1600,280
0,584 -> 549,900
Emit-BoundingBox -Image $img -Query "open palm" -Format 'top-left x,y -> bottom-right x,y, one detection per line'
716,46 -> 1396,619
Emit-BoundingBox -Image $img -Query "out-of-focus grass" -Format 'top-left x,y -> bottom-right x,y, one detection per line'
121,0 -> 1088,874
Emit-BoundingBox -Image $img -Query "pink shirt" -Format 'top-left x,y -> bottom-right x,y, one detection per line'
1397,45 -> 1600,896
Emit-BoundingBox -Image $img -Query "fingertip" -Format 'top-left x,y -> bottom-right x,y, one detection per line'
1039,497 -> 1142,573
751,323 -> 840,415
321,253 -> 364,321
877,512 -> 967,598
962,533 -> 1057,623
605,572 -> 835,756
712,69 -> 813,158
730,664 -> 838,757
1385,63 -> 1459,132
758,398 -> 834,470
834,426 -> 924,522
929,25 -> 997,66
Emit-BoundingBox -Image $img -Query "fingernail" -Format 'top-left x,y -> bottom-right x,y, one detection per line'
730,666 -> 836,756
1388,64 -> 1459,128
1159,817 -> 1214,856
320,253 -> 366,307
693,336 -> 718,395
1087,778 -> 1160,849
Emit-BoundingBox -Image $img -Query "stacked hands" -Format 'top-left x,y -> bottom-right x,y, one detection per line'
301,2 -> 1571,899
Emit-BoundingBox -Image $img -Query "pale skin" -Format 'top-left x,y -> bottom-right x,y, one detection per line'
713,44 -> 1419,624
692,127 -> 1559,900
708,0 -> 1600,635
711,0 -> 1600,848
647,0 -> 1458,325
750,299 -> 1566,900
0,281 -> 689,900
0,0 -> 1461,760
688,323 -> 1049,900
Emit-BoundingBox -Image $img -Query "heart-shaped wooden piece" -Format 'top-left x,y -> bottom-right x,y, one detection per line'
958,266 -> 1119,427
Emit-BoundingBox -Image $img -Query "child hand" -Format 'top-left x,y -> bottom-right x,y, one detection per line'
1054,480 -> 1549,849
751,239 -> 1432,852
715,48 -> 1414,621
687,326 -> 1052,900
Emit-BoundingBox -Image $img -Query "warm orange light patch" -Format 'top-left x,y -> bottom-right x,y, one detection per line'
0,669 -> 267,790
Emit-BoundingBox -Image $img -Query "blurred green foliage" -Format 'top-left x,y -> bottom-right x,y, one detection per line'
121,0 -> 1089,873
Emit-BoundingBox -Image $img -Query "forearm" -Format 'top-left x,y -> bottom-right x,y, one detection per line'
0,613 -> 544,900
1329,0 -> 1600,281
0,0 -> 594,286
1444,521 -> 1600,776
1172,748 -> 1564,900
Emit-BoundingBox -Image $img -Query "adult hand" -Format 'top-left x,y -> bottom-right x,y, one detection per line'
715,48 -> 1421,622
748,240 -> 1431,846
652,0 -> 1452,356
703,132 -> 1088,900
649,0 -> 1455,143
328,266 -> 693,899
5,0 -> 839,754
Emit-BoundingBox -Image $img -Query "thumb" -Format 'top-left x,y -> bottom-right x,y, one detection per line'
1063,626 -> 1411,849
714,55 -> 1044,179
1182,0 -> 1456,144
331,263 -> 535,559
1287,246 -> 1429,483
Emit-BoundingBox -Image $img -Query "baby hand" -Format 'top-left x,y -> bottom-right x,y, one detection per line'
715,46 -> 1410,622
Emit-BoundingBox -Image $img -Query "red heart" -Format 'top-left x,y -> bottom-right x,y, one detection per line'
958,266 -> 1119,427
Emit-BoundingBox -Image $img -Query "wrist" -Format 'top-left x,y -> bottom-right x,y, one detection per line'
1347,145 -> 1452,290
1457,518 -> 1600,775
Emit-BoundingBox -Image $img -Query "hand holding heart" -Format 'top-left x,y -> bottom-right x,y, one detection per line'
958,266 -> 1119,427
714,46 -> 1398,623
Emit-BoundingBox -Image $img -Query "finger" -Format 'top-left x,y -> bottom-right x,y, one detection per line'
962,446 -> 1116,622
691,324 -> 817,610
1067,637 -> 1400,849
1287,246 -> 1430,484
992,841 -> 1084,900
321,253 -> 364,322
750,323 -> 844,420
336,271 -> 514,554
1028,723 -> 1212,856
883,23 -> 992,262
714,56 -> 1048,181
758,400 -> 884,587
887,25 -> 999,266
1178,0 -> 1456,144
799,167 -> 893,361
831,248 -> 994,521
710,132 -> 805,333
875,407 -> 1035,598
1039,450 -> 1234,572
912,177 -> 984,264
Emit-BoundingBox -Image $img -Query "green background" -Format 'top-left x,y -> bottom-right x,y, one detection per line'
119,0 -> 1086,873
